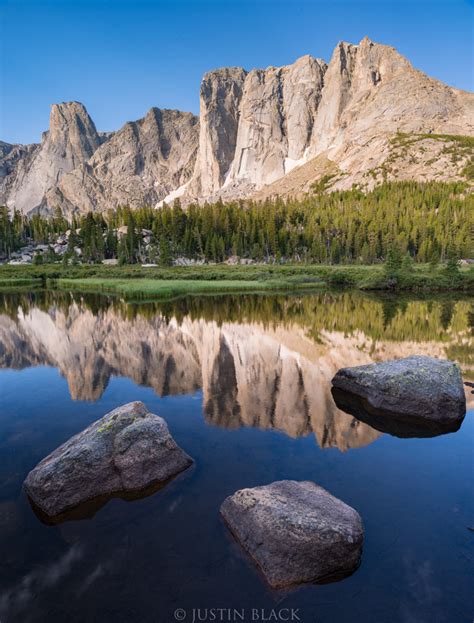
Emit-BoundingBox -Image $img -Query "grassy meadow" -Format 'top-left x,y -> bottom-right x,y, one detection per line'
0,262 -> 472,300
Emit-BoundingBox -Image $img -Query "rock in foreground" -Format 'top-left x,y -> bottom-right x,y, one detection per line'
331,356 -> 466,437
24,401 -> 193,518
220,480 -> 363,588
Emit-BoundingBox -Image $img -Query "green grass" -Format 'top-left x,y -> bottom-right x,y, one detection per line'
56,277 -> 326,300
390,132 -> 474,149
0,263 -> 472,297
462,159 -> 474,180
0,277 -> 43,292
388,132 -> 474,181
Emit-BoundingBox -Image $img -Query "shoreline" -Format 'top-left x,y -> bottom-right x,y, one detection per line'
0,263 -> 472,298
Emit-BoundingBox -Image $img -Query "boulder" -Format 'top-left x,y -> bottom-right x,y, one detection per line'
24,401 -> 193,519
220,480 -> 363,588
331,356 -> 466,437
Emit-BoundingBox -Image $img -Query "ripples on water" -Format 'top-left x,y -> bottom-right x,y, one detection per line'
0,290 -> 472,622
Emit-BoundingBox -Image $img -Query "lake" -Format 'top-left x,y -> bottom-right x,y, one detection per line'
0,290 -> 472,623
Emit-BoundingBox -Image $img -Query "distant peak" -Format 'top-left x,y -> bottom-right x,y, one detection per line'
202,66 -> 248,82
48,101 -> 99,150
51,101 -> 88,113
293,53 -> 323,65
49,102 -> 93,130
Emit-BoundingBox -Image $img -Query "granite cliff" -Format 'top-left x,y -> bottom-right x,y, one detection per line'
1,37 -> 473,214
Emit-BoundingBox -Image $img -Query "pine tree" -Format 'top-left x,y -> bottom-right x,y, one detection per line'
384,246 -> 402,277
400,254 -> 414,274
159,234 -> 172,266
445,246 -> 460,276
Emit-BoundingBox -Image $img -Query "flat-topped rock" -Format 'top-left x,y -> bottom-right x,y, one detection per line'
331,356 -> 466,437
24,401 -> 193,518
220,480 -> 363,588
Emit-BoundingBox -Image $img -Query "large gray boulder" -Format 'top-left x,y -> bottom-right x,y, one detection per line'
331,356 -> 466,437
24,401 -> 193,518
220,480 -> 363,588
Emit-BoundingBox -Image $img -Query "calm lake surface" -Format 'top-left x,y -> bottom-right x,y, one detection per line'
0,290 -> 472,623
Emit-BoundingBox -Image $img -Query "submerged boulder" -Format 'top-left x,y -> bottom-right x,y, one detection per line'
24,401 -> 193,519
220,480 -> 363,588
331,356 -> 466,437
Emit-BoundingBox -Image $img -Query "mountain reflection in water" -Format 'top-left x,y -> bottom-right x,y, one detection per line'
0,290 -> 472,451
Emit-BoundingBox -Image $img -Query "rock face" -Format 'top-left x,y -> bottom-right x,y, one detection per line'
1,102 -> 103,214
191,67 -> 248,197
331,356 -> 466,437
301,37 -> 474,192
2,37 -> 473,214
192,37 -> 473,201
220,480 -> 364,588
46,108 -> 199,216
216,55 -> 326,190
24,401 -> 193,518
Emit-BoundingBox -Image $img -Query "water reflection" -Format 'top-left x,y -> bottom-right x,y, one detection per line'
331,386 -> 465,438
27,472 -> 190,526
0,290 -> 472,451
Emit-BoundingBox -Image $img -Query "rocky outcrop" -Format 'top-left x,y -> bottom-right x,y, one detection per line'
186,54 -> 327,201
46,108 -> 199,216
0,102 -> 103,214
3,37 -> 473,214
220,480 -> 364,588
190,37 -> 473,200
217,55 -> 326,191
331,356 -> 466,436
24,401 -> 193,519
302,37 -> 474,191
191,67 -> 248,197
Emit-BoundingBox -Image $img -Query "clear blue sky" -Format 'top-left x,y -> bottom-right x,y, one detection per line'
1,0 -> 473,145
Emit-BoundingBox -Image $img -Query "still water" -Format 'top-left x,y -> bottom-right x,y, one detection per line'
0,290 -> 472,623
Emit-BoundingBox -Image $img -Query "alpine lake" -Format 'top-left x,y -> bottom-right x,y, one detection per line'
0,288 -> 472,623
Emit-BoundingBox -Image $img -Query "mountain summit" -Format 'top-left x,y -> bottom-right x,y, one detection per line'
1,38 -> 473,215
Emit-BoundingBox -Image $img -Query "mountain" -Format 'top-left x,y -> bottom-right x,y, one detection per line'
1,37 -> 473,215
45,108 -> 199,216
0,102 -> 104,214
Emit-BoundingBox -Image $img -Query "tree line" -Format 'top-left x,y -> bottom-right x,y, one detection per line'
0,181 -> 472,265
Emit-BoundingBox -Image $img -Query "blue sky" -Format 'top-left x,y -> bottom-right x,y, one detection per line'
1,0 -> 473,144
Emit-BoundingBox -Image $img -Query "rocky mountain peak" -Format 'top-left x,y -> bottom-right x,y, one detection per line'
359,35 -> 373,46
44,105 -> 199,216
1,38 -> 473,214
47,101 -> 102,166
0,101 -> 105,214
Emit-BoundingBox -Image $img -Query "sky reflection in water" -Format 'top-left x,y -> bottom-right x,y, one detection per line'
0,290 -> 472,623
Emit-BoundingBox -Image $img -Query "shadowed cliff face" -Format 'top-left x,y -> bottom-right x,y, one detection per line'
0,293 -> 472,450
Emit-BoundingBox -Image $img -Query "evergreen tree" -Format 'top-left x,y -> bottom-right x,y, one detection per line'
400,254 -> 414,275
1,181 -> 472,266
445,246 -> 460,276
384,245 -> 402,277
159,234 -> 172,266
